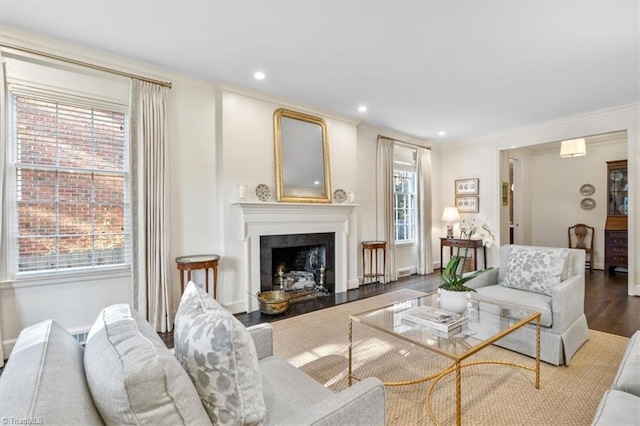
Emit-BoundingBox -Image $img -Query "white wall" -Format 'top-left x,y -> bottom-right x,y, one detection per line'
529,137 -> 627,269
218,88 -> 360,312
440,142 -> 500,268
355,125 -> 440,276
508,150 -> 533,245
166,83 -> 218,312
442,105 -> 639,295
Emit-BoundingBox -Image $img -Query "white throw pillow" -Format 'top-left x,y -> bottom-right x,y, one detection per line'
501,246 -> 570,296
84,304 -> 211,425
175,282 -> 266,426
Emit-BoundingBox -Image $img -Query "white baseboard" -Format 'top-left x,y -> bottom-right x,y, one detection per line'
224,300 -> 246,315
347,279 -> 360,289
397,266 -> 417,278
2,338 -> 17,362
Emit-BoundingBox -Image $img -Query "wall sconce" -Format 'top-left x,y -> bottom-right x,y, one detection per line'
441,206 -> 460,238
560,138 -> 586,158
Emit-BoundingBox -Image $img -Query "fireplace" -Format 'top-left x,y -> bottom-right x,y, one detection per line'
260,232 -> 335,293
234,201 -> 356,312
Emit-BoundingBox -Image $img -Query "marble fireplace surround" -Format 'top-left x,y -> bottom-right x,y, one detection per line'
234,201 -> 357,312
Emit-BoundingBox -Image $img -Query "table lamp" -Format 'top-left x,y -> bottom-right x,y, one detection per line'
442,206 -> 460,238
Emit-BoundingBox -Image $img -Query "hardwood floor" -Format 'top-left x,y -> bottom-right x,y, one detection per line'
161,269 -> 637,348
583,271 -> 638,337
235,270 -> 638,337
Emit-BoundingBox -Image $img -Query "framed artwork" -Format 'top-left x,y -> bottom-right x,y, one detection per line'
502,182 -> 509,206
456,196 -> 479,213
455,178 -> 479,195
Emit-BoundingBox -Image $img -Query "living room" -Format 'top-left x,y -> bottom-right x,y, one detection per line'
0,1 -> 638,350
0,2 -> 639,425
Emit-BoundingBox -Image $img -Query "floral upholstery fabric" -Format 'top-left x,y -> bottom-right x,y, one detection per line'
501,246 -> 570,296
175,282 -> 266,425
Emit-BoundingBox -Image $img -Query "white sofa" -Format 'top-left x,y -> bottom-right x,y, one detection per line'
592,331 -> 640,425
465,245 -> 589,365
0,293 -> 385,425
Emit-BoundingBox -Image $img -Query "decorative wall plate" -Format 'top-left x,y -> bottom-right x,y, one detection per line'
579,184 -> 595,196
610,171 -> 623,182
580,198 -> 596,210
255,184 -> 271,202
333,189 -> 347,204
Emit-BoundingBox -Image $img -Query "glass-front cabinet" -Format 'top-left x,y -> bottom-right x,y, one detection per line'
605,160 -> 628,275
607,160 -> 628,216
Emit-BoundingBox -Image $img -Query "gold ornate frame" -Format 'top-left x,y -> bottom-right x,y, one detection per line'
273,108 -> 331,203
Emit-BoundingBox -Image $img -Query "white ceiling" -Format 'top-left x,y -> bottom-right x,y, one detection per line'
1,1 -> 638,142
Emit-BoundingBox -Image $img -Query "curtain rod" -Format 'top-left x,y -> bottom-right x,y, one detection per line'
378,134 -> 431,150
0,42 -> 173,89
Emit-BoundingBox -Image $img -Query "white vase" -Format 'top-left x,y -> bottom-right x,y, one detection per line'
438,288 -> 471,313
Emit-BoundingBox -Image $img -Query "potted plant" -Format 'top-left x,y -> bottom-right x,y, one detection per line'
439,219 -> 496,312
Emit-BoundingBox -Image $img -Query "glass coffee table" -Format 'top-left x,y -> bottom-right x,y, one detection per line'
348,292 -> 541,426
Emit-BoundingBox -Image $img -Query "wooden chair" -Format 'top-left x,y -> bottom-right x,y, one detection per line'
568,224 -> 594,272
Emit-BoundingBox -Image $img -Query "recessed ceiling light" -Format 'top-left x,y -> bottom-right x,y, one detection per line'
253,71 -> 266,80
358,105 -> 367,113
438,131 -> 446,136
314,181 -> 320,185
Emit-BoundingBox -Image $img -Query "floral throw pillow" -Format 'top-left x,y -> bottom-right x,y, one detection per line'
175,282 -> 266,426
501,246 -> 570,296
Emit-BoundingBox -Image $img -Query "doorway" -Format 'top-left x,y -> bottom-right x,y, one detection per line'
509,157 -> 523,245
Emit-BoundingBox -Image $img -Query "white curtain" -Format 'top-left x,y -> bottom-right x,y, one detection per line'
376,136 -> 397,283
416,147 -> 434,274
130,80 -> 172,332
0,53 -> 6,366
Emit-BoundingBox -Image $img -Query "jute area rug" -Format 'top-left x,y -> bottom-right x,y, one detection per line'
271,289 -> 630,425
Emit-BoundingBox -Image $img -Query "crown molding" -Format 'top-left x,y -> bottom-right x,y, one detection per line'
357,123 -> 434,148
441,103 -> 640,151
0,25 -> 215,91
216,82 -> 361,125
524,130 -> 628,155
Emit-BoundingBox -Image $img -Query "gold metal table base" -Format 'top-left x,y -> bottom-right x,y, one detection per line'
348,317 -> 541,426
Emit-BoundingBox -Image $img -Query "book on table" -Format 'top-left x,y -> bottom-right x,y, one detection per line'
400,318 -> 467,339
400,305 -> 469,332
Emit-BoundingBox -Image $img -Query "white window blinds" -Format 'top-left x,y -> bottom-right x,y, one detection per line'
13,94 -> 129,272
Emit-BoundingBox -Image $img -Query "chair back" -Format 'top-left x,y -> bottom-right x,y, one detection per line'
568,224 -> 594,251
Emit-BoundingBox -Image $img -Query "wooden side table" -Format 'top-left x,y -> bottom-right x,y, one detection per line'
176,254 -> 220,298
440,238 -> 486,274
362,241 -> 386,284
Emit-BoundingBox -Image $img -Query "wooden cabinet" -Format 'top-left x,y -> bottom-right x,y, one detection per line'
604,160 -> 628,275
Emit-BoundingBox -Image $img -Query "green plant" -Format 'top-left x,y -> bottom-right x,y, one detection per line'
440,256 -> 485,292
439,219 -> 496,292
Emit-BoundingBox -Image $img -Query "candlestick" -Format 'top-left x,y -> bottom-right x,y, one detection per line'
278,269 -> 284,289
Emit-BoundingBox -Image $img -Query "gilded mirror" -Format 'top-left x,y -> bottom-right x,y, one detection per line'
274,108 -> 331,203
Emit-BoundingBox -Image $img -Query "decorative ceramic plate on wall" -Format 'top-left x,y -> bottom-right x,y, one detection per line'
580,184 -> 595,196
610,171 -> 624,182
333,189 -> 347,204
580,198 -> 596,210
255,184 -> 271,202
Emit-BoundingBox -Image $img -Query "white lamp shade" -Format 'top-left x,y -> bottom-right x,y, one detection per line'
442,206 -> 461,222
560,138 -> 586,158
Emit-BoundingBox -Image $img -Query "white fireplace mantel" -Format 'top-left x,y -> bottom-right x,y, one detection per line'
233,201 -> 359,312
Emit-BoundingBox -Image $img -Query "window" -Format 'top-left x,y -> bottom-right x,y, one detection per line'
12,94 -> 129,273
393,169 -> 416,243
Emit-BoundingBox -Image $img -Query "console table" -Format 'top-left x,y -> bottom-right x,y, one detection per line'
440,238 -> 486,274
